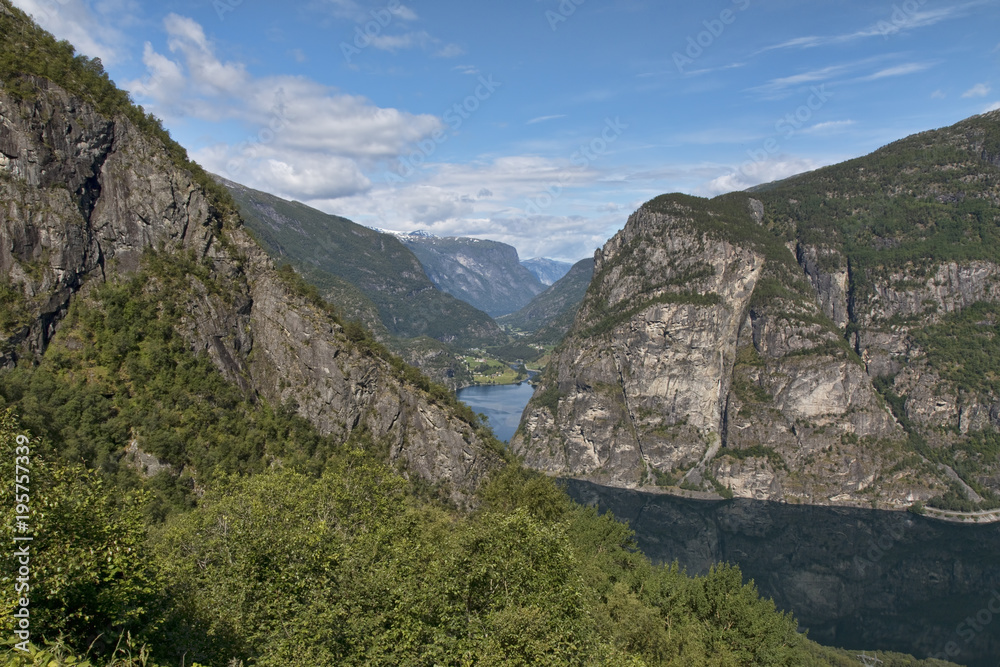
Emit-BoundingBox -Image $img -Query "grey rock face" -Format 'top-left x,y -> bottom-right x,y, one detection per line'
513,197 -> 938,507
0,79 -> 500,505
399,234 -> 545,317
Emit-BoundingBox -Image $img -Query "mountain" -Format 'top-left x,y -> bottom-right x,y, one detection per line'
499,257 -> 595,343
514,111 -> 1000,513
522,257 -> 574,286
219,179 -> 505,351
0,32 -> 501,507
397,233 -> 545,317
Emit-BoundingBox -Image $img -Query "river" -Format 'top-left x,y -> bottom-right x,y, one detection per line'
456,381 -> 536,443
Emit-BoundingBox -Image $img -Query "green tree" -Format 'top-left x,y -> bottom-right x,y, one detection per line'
0,410 -> 162,657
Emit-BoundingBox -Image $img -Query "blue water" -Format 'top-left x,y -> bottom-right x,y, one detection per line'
457,382 -> 536,443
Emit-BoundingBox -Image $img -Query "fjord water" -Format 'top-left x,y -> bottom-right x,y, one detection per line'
564,480 -> 1000,667
457,381 -> 536,442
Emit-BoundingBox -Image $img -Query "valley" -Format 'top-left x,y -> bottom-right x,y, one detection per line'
1,1 -> 998,664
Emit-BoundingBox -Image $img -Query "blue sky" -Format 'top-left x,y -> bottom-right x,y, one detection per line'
12,0 -> 1000,262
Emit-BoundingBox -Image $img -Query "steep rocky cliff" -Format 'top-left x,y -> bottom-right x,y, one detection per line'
0,71 -> 500,504
399,233 -> 545,317
515,112 -> 1000,509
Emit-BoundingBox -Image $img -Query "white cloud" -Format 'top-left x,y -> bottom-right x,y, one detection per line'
985,101 -> 1000,113
801,120 -> 856,134
527,115 -> 567,125
252,157 -> 371,200
931,90 -> 947,100
435,44 -> 465,58
367,31 -> 432,53
859,62 -> 933,81
164,14 -> 249,96
698,157 -> 823,197
132,15 -> 442,203
963,83 -> 992,98
10,0 -> 126,64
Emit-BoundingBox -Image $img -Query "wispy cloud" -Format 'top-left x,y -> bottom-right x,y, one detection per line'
931,89 -> 947,100
527,115 -> 567,125
985,101 -> 1000,113
801,120 -> 856,134
753,2 -> 985,55
435,43 -> 465,58
963,83 -> 992,98
750,58 -> 931,97
858,62 -> 933,81
748,61 -> 858,96
453,64 -> 480,76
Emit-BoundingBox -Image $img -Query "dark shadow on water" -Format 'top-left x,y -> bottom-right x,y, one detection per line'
563,479 -> 1000,667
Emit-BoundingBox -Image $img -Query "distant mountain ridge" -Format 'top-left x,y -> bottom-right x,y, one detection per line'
522,257 -> 574,286
499,257 -> 595,343
397,233 -> 545,317
218,179 -> 505,352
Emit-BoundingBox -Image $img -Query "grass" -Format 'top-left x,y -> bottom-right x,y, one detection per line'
463,356 -> 527,385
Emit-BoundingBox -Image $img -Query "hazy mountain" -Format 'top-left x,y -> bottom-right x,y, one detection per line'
515,110 -> 1000,515
397,233 -> 545,317
522,257 -> 574,286
219,179 -> 506,352
499,257 -> 595,343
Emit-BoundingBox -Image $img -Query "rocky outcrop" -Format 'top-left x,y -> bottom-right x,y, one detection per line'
516,112 -> 1000,508
0,77 -> 500,505
513,195 -> 940,506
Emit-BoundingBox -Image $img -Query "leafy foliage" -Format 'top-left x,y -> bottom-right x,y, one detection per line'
912,301 -> 1000,396
1,411 -> 162,656
714,445 -> 789,472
